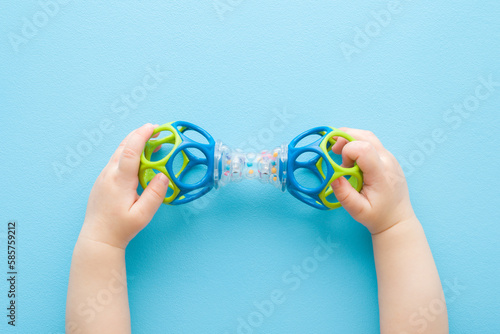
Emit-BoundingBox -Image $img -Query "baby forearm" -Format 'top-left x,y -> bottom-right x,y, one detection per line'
66,124 -> 167,333
372,217 -> 448,334
66,237 -> 131,334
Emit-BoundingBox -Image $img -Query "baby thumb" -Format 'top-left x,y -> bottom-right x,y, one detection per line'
134,173 -> 169,222
331,176 -> 363,215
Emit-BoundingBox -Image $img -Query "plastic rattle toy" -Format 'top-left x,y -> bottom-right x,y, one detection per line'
139,121 -> 363,210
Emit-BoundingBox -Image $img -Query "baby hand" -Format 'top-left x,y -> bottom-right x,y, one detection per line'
79,123 -> 169,249
331,128 -> 416,234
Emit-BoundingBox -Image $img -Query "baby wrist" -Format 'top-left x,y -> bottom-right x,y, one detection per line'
370,212 -> 418,236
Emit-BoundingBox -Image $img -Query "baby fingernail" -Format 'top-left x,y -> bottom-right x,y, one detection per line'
158,173 -> 169,186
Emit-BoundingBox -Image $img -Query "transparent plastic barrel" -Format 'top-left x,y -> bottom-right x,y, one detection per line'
213,141 -> 288,192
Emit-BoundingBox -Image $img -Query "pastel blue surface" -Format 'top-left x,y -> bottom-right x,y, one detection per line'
1,1 -> 499,333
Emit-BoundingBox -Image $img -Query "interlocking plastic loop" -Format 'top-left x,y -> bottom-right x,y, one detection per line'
286,126 -> 363,210
139,121 -> 363,210
139,121 -> 215,205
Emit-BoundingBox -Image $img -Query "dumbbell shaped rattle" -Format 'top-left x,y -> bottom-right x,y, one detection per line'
139,121 -> 363,210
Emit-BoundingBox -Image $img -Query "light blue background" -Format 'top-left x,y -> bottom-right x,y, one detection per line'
1,1 -> 499,333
